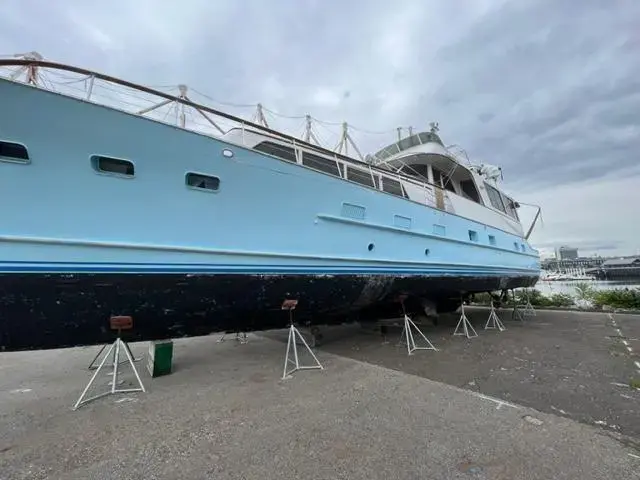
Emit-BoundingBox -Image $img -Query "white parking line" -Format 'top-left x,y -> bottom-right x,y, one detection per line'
471,391 -> 520,410
608,313 -> 640,374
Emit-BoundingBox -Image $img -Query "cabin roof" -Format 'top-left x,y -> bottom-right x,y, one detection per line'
371,130 -> 445,163
602,257 -> 640,267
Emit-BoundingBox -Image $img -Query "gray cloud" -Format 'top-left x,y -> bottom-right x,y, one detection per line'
1,0 -> 639,255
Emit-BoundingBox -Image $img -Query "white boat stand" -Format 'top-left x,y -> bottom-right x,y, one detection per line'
398,314 -> 438,355
521,289 -> 536,317
88,340 -> 141,370
217,331 -> 249,344
394,295 -> 437,355
484,302 -> 506,331
74,316 -> 146,410
511,289 -> 526,321
454,302 -> 478,339
281,299 -> 323,379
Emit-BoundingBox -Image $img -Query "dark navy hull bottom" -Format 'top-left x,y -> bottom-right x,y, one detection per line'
0,272 -> 538,351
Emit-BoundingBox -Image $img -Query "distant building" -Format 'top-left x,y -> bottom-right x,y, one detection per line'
558,246 -> 578,261
590,257 -> 640,280
542,256 -> 604,271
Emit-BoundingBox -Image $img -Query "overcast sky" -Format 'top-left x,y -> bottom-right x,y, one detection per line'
2,0 -> 639,258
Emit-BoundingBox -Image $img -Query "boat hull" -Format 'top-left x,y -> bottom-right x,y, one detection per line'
0,271 -> 537,352
0,75 -> 541,351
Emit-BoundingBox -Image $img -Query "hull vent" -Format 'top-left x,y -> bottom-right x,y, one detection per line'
341,202 -> 366,220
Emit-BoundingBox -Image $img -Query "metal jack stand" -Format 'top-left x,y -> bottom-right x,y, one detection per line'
217,331 -> 248,344
74,316 -> 146,410
522,289 -> 536,317
454,302 -> 478,338
396,296 -> 437,355
281,299 -> 323,379
484,302 -> 506,331
511,289 -> 525,321
399,315 -> 438,355
88,340 -> 140,370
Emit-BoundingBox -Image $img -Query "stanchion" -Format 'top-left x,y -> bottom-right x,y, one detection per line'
454,302 -> 478,338
281,299 -> 323,379
73,316 -> 146,410
484,301 -> 506,331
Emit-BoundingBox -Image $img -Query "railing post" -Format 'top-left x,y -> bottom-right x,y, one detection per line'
86,74 -> 95,100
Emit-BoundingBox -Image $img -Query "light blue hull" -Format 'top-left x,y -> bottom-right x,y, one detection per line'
0,77 -> 539,350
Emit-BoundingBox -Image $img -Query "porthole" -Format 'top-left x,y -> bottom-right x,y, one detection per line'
0,140 -> 29,164
222,149 -> 234,158
367,243 -> 375,252
91,155 -> 134,177
425,249 -> 430,256
186,172 -> 220,192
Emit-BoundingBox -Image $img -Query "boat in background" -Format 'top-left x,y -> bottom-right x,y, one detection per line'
0,57 -> 541,351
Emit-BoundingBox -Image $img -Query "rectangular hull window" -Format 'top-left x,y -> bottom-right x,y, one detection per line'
347,166 -> 376,188
0,140 -> 29,163
302,152 -> 341,177
91,155 -> 134,176
254,141 -> 297,163
186,172 -> 220,191
381,177 -> 405,198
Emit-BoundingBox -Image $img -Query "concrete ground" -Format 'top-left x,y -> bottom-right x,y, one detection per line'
0,308 -> 638,479
313,307 -> 640,439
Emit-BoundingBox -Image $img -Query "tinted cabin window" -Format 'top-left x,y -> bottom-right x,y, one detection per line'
443,179 -> 456,193
484,183 -> 506,213
432,167 -> 455,192
347,166 -> 376,188
254,141 -> 297,163
302,152 -> 341,177
460,179 -> 481,203
503,195 -> 520,220
186,172 -> 220,191
92,155 -> 134,176
0,141 -> 29,163
381,177 -> 405,197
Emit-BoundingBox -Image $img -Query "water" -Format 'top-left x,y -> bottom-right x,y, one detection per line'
535,280 -> 640,296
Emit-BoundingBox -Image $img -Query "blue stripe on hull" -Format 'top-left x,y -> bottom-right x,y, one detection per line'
0,260 -> 539,276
